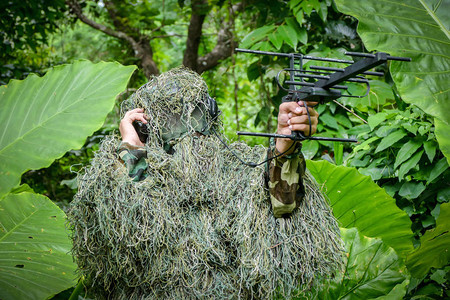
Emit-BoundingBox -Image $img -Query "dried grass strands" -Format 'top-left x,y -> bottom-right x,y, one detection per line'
68,66 -> 343,299
69,134 -> 343,299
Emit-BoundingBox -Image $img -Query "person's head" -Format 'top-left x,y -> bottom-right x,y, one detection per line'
121,67 -> 220,150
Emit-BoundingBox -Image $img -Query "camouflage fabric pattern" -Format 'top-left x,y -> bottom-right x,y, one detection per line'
267,142 -> 306,218
119,141 -> 306,218
118,142 -> 148,182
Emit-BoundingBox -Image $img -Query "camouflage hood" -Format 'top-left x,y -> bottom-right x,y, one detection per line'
121,67 -> 219,151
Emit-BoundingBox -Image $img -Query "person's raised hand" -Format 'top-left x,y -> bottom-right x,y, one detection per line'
119,108 -> 148,147
275,101 -> 319,156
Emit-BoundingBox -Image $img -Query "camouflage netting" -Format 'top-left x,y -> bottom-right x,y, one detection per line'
120,67 -> 218,150
68,67 -> 344,299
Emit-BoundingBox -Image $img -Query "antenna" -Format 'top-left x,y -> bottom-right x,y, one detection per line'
235,48 -> 411,143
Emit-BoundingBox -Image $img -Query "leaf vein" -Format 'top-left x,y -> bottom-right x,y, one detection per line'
419,0 -> 450,40
362,31 -> 450,46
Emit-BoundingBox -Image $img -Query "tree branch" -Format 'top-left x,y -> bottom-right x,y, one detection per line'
196,2 -> 244,73
66,0 -> 138,49
66,0 -> 159,77
103,1 -> 142,39
197,26 -> 232,73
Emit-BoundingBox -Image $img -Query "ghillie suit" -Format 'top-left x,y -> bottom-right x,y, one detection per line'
68,67 -> 343,299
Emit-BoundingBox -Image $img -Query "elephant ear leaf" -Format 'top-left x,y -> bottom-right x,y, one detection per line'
334,0 -> 450,163
311,228 -> 409,299
406,202 -> 450,278
0,192 -> 78,299
307,160 -> 414,257
0,61 -> 136,198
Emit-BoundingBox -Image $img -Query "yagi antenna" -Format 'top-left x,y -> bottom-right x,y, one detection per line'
235,48 -> 411,143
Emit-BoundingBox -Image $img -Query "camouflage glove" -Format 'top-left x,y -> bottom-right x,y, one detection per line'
267,141 -> 306,218
118,142 -> 148,182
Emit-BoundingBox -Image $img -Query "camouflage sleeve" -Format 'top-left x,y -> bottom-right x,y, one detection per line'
117,142 -> 148,182
267,140 -> 306,218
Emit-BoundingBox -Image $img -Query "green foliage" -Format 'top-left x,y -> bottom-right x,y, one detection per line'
20,127 -> 111,211
1,0 -> 446,298
0,60 -> 136,198
407,267 -> 450,298
335,0 -> 450,163
0,192 -> 77,300
241,0 -> 356,52
0,0 -> 67,54
331,2 -> 450,297
212,1 -> 363,149
436,118 -> 450,164
406,202 -> 450,278
307,228 -> 409,300
307,160 -> 414,257
0,0 -> 70,85
52,23 -> 136,64
345,106 -> 449,242
0,61 -> 136,299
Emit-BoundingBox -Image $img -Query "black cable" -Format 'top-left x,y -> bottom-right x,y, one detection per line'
212,127 -> 297,168
303,101 -> 312,137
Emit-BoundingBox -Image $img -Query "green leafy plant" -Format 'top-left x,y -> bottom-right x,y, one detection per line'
0,0 -> 68,72
234,0 -> 370,155
240,0 -> 347,52
405,203 -> 450,298
307,160 -> 414,257
407,202 -> 450,278
21,126 -> 116,211
340,99 -> 448,299
0,60 -> 136,299
335,0 -> 450,163
307,227 -> 410,299
0,60 -> 135,197
0,192 -> 76,299
407,267 -> 450,298
334,1 -> 450,297
345,94 -> 449,244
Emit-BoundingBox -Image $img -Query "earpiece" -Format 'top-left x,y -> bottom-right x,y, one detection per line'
206,95 -> 219,120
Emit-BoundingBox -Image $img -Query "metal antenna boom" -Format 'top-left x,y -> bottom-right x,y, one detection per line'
235,48 -> 411,143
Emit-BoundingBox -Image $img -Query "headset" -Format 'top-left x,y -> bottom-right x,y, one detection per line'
206,94 -> 220,121
133,93 -> 220,144
132,93 -> 291,168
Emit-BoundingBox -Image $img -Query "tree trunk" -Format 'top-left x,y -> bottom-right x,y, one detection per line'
138,38 -> 160,77
183,0 -> 208,71
67,0 -> 244,78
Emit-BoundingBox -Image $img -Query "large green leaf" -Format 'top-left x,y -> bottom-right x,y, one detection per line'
335,0 -> 450,163
312,228 -> 409,299
0,192 -> 77,299
0,60 -> 136,198
406,202 -> 450,278
307,160 -> 414,257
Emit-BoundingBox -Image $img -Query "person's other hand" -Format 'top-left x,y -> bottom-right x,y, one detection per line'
119,108 -> 148,147
275,101 -> 319,155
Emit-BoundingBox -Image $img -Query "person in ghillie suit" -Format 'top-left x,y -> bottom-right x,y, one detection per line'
68,67 -> 344,299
